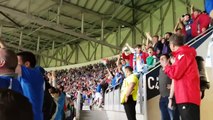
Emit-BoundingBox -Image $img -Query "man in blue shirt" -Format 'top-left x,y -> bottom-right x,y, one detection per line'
90,81 -> 103,109
0,48 -> 23,94
16,51 -> 44,120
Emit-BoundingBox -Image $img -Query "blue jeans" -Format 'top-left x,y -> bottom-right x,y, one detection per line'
159,96 -> 180,120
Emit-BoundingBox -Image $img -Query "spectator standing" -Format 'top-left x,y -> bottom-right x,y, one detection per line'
90,80 -> 103,109
120,66 -> 138,120
0,48 -> 23,94
198,11 -> 211,33
159,54 -> 179,120
122,43 -> 148,73
146,47 -> 157,69
191,8 -> 201,38
160,34 -> 200,120
161,38 -> 171,55
146,33 -> 163,57
16,51 -> 45,120
49,87 -> 65,120
181,14 -> 193,43
116,54 -> 129,76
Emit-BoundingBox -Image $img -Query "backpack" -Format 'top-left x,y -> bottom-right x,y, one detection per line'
195,56 -> 210,99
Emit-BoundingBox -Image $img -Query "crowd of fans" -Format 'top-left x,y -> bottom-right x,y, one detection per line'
49,6 -> 213,120
48,59 -> 117,101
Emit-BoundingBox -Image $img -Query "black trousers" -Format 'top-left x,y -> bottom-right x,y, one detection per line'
123,95 -> 137,120
177,103 -> 200,120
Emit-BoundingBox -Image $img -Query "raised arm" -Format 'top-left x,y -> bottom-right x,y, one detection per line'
145,32 -> 152,41
191,4 -> 194,14
125,43 -> 135,53
116,54 -> 121,66
173,20 -> 180,33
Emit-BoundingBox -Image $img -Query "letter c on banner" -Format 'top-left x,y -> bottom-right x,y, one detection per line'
148,77 -> 155,90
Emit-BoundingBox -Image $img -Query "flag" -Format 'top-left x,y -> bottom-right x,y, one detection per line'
101,58 -> 108,66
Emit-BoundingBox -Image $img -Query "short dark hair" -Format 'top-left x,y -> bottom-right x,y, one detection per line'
135,44 -> 142,48
148,47 -> 154,51
160,54 -> 170,60
165,32 -> 172,36
194,8 -> 201,13
17,51 -> 36,68
0,89 -> 33,120
169,34 -> 184,47
153,35 -> 159,39
182,13 -> 191,18
2,49 -> 18,71
125,66 -> 133,73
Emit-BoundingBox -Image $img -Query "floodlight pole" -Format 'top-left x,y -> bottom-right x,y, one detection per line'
52,40 -> 55,55
81,12 -> 84,33
19,31 -> 23,51
101,19 -> 104,41
57,0 -> 63,25
0,25 -> 2,37
37,36 -> 40,51
27,0 -> 31,15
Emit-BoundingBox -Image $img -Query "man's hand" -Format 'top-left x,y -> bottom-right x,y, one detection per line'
125,96 -> 128,103
168,98 -> 173,110
0,40 -> 6,48
122,47 -> 127,53
178,18 -> 183,23
125,43 -> 130,47
170,57 -> 175,64
167,84 -> 171,89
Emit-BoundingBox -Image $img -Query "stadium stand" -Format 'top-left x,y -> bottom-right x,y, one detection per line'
0,0 -> 213,120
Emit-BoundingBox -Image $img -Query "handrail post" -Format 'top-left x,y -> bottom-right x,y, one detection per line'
143,74 -> 148,120
76,91 -> 81,120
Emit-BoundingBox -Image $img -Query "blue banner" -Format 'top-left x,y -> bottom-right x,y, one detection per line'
205,0 -> 213,14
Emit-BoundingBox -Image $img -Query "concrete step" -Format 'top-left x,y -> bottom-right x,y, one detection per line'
80,110 -> 108,120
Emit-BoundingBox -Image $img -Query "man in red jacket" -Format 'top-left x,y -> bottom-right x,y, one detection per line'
160,34 -> 200,120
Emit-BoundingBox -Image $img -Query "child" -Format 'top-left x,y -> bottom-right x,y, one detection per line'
146,47 -> 157,69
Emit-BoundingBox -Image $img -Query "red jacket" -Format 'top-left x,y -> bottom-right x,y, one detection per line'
191,13 -> 200,37
199,13 -> 211,31
122,51 -> 148,68
164,45 -> 200,105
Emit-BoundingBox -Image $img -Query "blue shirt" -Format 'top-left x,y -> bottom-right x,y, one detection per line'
19,66 -> 44,120
184,19 -> 193,36
55,93 -> 65,120
96,84 -> 102,93
111,77 -> 117,87
0,75 -> 23,94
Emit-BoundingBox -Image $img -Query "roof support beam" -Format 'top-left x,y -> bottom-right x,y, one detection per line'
0,11 -> 22,27
4,42 -> 73,64
0,5 -> 121,50
107,0 -> 149,13
137,0 -> 162,8
137,0 -> 170,24
0,25 -> 2,37
52,0 -> 132,27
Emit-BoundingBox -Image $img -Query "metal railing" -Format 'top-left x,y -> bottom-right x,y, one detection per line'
76,91 -> 81,120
